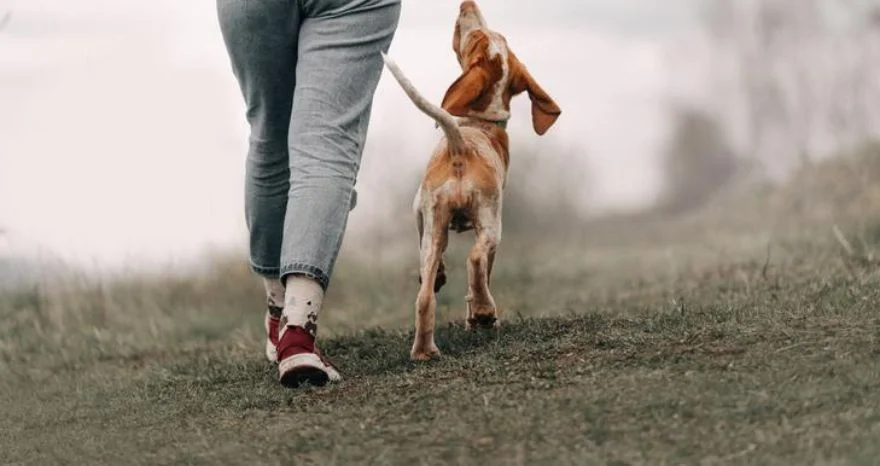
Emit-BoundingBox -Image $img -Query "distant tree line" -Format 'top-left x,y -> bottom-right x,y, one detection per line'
657,0 -> 880,214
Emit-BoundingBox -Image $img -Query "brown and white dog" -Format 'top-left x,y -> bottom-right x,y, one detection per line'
382,1 -> 561,360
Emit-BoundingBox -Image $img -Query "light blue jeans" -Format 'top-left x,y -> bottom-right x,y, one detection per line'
217,0 -> 401,289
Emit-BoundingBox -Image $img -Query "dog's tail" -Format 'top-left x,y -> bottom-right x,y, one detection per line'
381,52 -> 467,156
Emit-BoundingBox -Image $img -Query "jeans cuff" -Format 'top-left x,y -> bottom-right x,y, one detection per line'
250,262 -> 281,278
280,263 -> 330,291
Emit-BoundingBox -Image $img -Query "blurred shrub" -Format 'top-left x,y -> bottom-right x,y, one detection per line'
656,107 -> 742,215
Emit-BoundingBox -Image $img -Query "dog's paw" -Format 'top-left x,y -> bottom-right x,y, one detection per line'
466,312 -> 499,330
410,345 -> 441,361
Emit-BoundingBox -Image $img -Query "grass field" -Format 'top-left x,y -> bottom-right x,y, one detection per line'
2,147 -> 880,465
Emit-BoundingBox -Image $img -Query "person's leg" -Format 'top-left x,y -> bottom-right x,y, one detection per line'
216,0 -> 300,361
275,0 -> 401,387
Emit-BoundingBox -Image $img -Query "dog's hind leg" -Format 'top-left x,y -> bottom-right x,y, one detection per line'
466,206 -> 501,330
412,206 -> 450,360
416,202 -> 447,293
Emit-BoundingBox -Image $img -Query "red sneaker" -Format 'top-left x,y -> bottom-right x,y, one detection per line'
264,308 -> 282,363
276,325 -> 342,388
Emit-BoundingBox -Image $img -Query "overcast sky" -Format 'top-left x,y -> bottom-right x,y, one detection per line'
0,0 -> 707,269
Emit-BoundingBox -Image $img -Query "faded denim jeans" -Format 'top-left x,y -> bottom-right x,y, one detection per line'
217,0 -> 401,289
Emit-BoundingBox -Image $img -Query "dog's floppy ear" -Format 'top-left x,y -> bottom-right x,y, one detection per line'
509,52 -> 561,135
441,61 -> 491,117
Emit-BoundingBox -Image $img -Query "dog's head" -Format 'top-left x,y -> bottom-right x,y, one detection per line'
442,1 -> 561,135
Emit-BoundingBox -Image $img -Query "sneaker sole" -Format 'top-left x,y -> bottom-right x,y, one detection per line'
278,353 -> 341,388
279,366 -> 330,388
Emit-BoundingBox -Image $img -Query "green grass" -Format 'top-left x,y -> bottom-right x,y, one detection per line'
2,148 -> 880,465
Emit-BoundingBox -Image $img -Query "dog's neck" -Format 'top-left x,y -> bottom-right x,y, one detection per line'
457,116 -> 508,131
487,119 -> 508,130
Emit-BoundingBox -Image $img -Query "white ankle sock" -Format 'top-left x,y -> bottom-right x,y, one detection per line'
262,277 -> 285,317
283,275 -> 324,337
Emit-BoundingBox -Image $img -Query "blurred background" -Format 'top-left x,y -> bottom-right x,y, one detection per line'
6,3 -> 880,460
1,0 -> 879,286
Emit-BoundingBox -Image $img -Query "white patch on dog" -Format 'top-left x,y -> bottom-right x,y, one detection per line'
457,7 -> 487,49
483,33 -> 511,121
476,204 -> 502,246
457,26 -> 511,123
